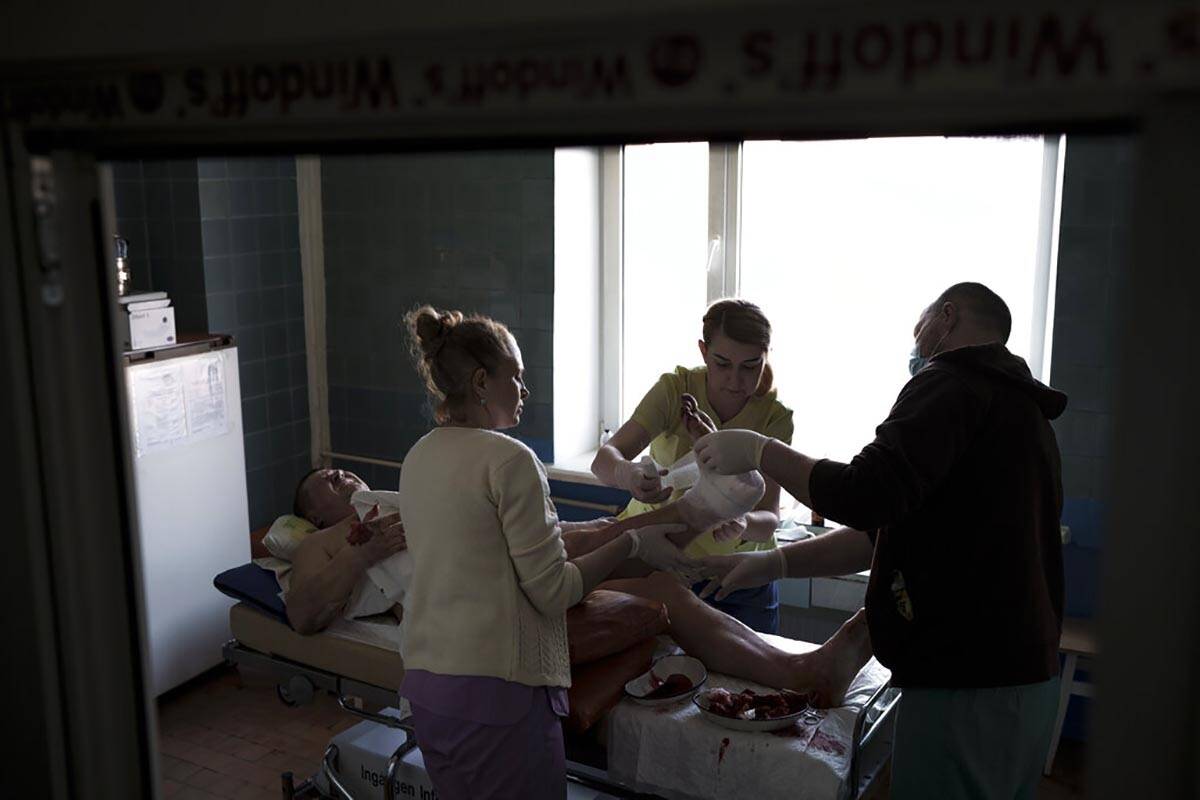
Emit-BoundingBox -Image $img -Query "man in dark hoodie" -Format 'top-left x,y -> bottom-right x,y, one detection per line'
695,282 -> 1067,800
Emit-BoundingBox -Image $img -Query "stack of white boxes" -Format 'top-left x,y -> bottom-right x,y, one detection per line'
120,291 -> 177,351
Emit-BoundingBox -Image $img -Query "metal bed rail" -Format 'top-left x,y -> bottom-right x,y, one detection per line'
222,639 -> 399,709
849,679 -> 902,798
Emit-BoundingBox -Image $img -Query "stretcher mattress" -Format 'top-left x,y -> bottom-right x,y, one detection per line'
214,563 -> 290,624
230,602 -> 405,691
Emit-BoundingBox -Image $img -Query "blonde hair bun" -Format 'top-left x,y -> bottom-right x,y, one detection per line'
407,306 -> 464,359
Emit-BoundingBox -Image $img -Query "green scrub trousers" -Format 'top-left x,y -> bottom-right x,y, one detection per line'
890,677 -> 1060,800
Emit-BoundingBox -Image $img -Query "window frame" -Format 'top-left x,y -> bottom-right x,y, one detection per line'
592,135 -> 1062,453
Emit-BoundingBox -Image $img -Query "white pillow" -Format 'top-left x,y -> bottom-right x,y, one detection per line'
262,514 -> 318,561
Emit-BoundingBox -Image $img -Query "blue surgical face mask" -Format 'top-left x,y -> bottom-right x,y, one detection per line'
910,324 -> 950,377
908,345 -> 929,377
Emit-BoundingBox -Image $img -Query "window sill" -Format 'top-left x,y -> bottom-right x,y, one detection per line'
545,449 -> 605,486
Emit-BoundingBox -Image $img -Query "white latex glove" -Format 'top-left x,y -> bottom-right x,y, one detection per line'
693,430 -> 771,475
627,523 -> 695,574
698,549 -> 787,601
614,457 -> 672,503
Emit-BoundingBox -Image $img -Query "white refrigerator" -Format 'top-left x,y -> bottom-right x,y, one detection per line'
124,336 -> 250,695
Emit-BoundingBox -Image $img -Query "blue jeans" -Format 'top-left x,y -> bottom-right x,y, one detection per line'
690,579 -> 780,634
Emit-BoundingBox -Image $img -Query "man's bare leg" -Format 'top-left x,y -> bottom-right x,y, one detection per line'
602,573 -> 873,707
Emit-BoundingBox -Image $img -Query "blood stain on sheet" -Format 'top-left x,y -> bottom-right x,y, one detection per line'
718,737 -> 731,764
810,729 -> 846,756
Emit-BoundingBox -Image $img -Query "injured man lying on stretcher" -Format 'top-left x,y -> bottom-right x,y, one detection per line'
280,465 -> 871,708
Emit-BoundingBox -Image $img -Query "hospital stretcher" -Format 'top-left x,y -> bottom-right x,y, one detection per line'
216,563 -> 899,800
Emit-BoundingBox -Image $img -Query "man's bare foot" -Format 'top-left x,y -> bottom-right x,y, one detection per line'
783,609 -> 872,707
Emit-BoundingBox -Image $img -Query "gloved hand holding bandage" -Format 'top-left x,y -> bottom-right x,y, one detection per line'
693,429 -> 773,475
614,455 -> 672,503
627,523 -> 695,575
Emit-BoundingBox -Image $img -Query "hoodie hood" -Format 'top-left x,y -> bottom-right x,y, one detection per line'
930,343 -> 1068,420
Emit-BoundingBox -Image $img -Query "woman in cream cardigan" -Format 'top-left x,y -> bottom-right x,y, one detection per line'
397,306 -> 686,799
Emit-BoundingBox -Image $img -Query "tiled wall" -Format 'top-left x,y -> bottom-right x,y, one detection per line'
321,150 -> 556,485
111,160 -> 207,332
114,157 -> 307,529
197,157 -> 309,530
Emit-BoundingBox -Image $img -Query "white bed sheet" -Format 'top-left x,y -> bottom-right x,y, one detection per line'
324,614 -> 404,652
605,634 -> 890,800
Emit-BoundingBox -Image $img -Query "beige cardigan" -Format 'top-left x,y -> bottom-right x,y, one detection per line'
398,427 -> 583,688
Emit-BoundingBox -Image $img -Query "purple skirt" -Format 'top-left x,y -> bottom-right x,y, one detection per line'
401,670 -> 569,800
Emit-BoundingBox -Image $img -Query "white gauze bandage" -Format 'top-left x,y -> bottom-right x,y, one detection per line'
675,468 -> 766,532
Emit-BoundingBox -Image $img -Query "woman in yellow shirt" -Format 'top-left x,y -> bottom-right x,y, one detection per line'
591,299 -> 793,632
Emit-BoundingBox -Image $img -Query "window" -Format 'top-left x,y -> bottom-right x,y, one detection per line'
620,142 -> 710,419
739,136 -> 1054,462
554,136 -> 1061,479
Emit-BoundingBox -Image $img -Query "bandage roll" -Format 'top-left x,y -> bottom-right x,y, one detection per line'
675,469 -> 766,532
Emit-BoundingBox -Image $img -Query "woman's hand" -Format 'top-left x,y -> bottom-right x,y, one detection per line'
694,430 -> 771,474
614,459 -> 672,504
698,549 -> 785,601
627,523 -> 695,575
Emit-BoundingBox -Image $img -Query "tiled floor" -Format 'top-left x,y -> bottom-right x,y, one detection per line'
155,666 -> 357,799
156,665 -> 1088,798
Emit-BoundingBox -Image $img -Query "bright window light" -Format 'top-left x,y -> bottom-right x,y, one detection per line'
740,136 -> 1047,464
621,142 -> 709,419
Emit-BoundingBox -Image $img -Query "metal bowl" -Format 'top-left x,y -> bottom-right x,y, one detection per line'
691,689 -> 819,732
624,655 -> 708,706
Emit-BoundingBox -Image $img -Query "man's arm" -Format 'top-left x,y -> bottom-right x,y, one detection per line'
285,516 -> 406,634
285,520 -> 370,634
700,370 -> 984,531
780,526 -> 874,578
759,441 -> 819,507
699,526 -> 874,600
804,370 -> 984,530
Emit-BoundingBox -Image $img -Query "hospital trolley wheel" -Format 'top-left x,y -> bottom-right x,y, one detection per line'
277,675 -> 315,707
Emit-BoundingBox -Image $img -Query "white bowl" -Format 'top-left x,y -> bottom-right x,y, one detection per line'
624,655 -> 707,706
692,689 -> 820,732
